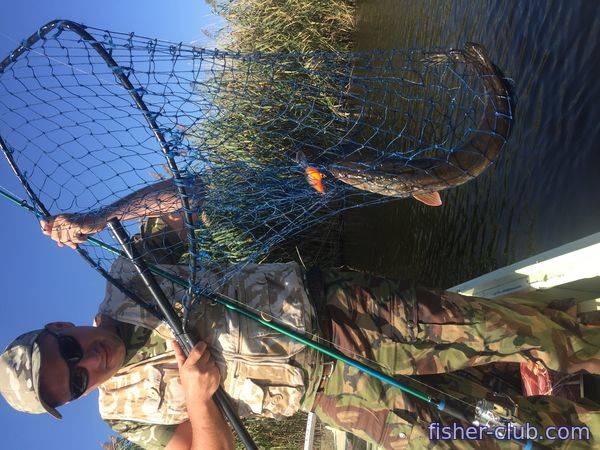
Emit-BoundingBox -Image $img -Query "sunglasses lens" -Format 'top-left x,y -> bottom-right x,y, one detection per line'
46,330 -> 89,401
70,367 -> 88,399
59,336 -> 83,363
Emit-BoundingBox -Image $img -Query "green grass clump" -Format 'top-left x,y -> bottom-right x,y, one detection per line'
102,436 -> 143,450
198,0 -> 357,166
234,412 -> 309,449
213,0 -> 355,53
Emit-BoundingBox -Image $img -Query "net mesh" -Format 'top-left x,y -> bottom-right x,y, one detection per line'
0,21 -> 512,313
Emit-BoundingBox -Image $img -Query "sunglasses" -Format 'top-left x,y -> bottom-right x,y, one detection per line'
44,328 -> 89,400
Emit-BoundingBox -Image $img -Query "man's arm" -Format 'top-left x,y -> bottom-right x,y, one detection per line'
101,178 -> 201,223
168,340 -> 234,450
40,176 -> 203,249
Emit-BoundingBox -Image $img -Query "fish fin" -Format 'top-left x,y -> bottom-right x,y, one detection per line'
412,191 -> 442,206
305,166 -> 325,194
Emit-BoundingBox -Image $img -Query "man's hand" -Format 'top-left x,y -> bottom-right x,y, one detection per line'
172,340 -> 221,405
40,213 -> 107,249
170,341 -> 232,450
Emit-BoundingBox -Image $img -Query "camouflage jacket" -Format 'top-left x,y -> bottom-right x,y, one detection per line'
96,258 -> 323,425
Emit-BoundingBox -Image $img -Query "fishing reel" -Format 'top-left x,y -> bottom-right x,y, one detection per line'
473,398 -> 522,429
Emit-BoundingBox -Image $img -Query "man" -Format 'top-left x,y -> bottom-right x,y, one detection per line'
1,178 -> 599,449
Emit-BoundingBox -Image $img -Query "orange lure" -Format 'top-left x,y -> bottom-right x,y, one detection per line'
304,166 -> 325,194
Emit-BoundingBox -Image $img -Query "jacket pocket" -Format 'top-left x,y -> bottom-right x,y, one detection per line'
224,357 -> 306,419
99,359 -> 187,425
237,263 -> 314,357
231,378 -> 304,419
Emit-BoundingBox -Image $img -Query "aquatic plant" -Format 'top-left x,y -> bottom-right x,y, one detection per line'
208,0 -> 356,53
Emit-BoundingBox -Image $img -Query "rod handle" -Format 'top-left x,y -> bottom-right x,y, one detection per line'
436,399 -> 471,422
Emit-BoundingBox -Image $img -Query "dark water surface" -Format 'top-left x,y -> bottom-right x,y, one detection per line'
341,0 -> 600,287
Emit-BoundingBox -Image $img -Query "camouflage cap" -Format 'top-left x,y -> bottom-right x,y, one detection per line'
0,329 -> 62,419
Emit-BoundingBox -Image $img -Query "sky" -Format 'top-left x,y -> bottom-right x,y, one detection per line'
0,1 -> 222,448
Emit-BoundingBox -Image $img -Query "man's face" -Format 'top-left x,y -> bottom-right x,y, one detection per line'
37,322 -> 126,407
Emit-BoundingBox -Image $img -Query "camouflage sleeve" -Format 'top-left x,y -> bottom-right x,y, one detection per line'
135,216 -> 187,265
105,419 -> 177,450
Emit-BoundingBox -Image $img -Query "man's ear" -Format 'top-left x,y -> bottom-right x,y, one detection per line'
45,321 -> 76,331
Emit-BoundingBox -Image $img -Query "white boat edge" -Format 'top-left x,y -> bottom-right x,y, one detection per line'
449,231 -> 600,309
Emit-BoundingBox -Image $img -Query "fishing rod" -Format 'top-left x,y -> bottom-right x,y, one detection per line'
0,184 -> 541,449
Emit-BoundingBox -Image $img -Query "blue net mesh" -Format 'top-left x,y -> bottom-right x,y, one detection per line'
0,21 -> 512,313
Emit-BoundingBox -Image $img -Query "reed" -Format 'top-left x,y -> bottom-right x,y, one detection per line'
196,0 -> 357,168
213,0 -> 355,53
183,1 -> 358,264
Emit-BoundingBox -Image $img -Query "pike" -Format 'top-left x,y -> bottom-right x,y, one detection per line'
328,43 -> 513,207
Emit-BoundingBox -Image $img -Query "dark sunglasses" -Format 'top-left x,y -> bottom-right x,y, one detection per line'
44,328 -> 89,400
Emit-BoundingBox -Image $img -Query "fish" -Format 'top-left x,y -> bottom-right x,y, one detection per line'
328,43 -> 513,207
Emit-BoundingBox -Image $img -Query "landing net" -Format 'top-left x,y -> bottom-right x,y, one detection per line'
0,21 -> 512,314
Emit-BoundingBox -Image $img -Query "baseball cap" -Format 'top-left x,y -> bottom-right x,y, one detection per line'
0,329 -> 62,419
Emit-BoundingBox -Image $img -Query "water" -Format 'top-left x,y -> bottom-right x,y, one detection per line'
341,0 -> 600,287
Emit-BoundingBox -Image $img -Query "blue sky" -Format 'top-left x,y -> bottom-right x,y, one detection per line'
0,1 -> 222,448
